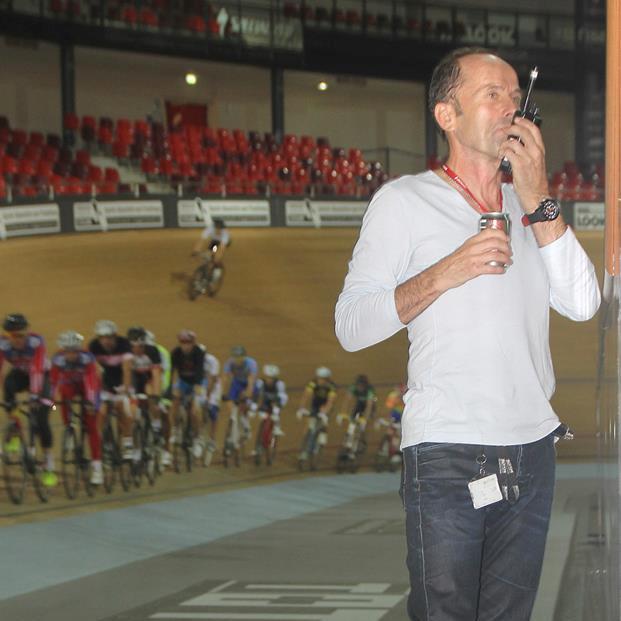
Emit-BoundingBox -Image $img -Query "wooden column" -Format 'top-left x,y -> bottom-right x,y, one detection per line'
606,0 -> 621,276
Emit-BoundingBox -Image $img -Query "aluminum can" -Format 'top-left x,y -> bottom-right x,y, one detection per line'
478,212 -> 511,268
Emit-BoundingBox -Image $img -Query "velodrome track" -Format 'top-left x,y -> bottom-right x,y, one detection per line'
0,226 -> 604,521
0,226 -> 605,621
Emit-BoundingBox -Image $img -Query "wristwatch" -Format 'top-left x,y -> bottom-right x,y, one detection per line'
521,198 -> 561,226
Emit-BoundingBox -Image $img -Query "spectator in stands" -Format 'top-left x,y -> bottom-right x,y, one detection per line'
335,47 -> 601,620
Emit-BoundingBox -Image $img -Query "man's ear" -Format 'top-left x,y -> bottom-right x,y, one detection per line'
434,102 -> 457,133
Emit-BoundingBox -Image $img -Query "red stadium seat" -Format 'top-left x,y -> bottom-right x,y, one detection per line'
75,149 -> 91,166
64,112 -> 80,132
87,165 -> 103,183
121,4 -> 138,26
97,181 -> 118,195
29,132 -> 45,147
187,15 -> 207,33
2,156 -> 18,177
112,141 -> 129,160
37,160 -> 54,181
104,167 -> 120,182
139,7 -> 158,27
18,158 -> 36,177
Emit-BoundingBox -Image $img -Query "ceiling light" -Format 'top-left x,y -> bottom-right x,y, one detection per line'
185,73 -> 198,86
317,81 -> 328,91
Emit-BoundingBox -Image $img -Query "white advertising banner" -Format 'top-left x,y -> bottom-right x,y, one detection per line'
177,199 -> 271,227
0,204 -> 61,238
73,200 -> 164,231
285,200 -> 367,227
574,202 -> 604,231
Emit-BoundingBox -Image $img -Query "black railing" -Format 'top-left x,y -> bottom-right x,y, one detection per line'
0,0 -> 603,53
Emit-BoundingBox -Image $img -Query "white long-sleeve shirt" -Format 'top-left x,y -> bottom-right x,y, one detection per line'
335,172 -> 601,448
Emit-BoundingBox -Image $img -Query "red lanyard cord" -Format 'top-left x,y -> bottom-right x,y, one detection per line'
441,164 -> 503,214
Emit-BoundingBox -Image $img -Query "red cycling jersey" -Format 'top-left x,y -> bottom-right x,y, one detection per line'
0,333 -> 48,395
50,350 -> 101,407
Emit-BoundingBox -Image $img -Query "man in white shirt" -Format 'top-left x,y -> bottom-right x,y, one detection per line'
335,47 -> 600,621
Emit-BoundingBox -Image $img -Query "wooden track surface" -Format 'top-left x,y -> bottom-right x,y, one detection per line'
0,227 -> 604,520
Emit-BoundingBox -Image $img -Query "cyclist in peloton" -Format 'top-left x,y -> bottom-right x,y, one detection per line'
146,329 -> 172,467
222,345 -> 258,439
170,329 -> 206,459
253,364 -> 288,437
127,327 -> 162,459
50,331 -> 103,485
201,340 -> 222,450
192,217 -> 231,282
88,320 -> 133,459
0,313 -> 57,487
340,374 -> 377,428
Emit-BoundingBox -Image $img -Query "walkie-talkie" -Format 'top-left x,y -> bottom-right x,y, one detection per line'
499,67 -> 541,174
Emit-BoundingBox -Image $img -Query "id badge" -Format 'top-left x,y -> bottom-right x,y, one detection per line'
468,474 -> 503,510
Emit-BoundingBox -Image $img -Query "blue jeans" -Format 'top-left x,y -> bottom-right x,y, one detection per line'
401,432 -> 556,621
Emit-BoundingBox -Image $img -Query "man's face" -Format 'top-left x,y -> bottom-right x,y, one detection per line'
6,331 -> 27,350
64,349 -> 80,363
180,341 -> 193,354
444,54 -> 521,161
99,335 -> 116,351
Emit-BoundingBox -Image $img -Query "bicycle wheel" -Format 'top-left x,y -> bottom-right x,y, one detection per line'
267,435 -> 278,466
29,444 -> 50,503
131,422 -> 144,487
79,417 -> 94,498
143,424 -> 157,486
183,421 -> 193,473
61,425 -> 80,499
254,421 -> 265,466
102,425 -> 117,493
375,437 -> 390,472
188,264 -> 209,300
206,265 -> 225,297
309,433 -> 324,471
2,425 -> 26,504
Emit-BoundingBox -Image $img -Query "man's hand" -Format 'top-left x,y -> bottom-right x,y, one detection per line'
500,116 -> 549,212
430,228 -> 512,290
395,229 -> 511,325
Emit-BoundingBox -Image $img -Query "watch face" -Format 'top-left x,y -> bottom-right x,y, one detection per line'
541,199 -> 560,220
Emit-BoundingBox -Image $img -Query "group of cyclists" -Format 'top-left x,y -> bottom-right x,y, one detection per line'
0,311 -> 405,492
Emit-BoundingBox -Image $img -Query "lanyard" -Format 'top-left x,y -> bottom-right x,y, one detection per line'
441,164 -> 503,214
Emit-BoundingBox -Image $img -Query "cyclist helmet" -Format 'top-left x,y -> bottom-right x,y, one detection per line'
213,218 -> 225,229
94,319 -> 117,336
3,313 -> 28,332
177,329 -> 197,344
231,345 -> 246,357
57,330 -> 84,350
315,366 -> 332,379
145,330 -> 156,346
127,326 -> 147,345
263,364 -> 280,378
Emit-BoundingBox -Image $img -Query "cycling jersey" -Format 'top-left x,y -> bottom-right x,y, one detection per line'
50,351 -> 100,407
385,389 -> 405,423
130,344 -> 161,393
306,380 -> 337,414
171,345 -> 205,385
256,378 -> 288,411
348,384 -> 376,416
201,225 -> 231,246
89,336 -> 132,391
0,333 -> 48,395
156,344 -> 171,394
224,356 -> 258,402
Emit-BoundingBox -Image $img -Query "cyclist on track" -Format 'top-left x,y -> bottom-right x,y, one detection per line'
146,329 -> 172,467
383,383 -> 406,425
50,331 -> 103,485
254,364 -> 288,437
88,320 -> 133,459
127,327 -> 162,459
201,342 -> 222,449
170,329 -> 205,459
222,345 -> 258,439
0,313 -> 56,487
192,217 -> 231,282
297,366 -> 337,421
340,374 -> 377,429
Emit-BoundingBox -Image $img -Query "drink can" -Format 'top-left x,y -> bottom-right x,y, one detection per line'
479,212 -> 511,268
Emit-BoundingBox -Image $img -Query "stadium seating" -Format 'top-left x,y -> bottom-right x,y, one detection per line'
0,114 -> 389,200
